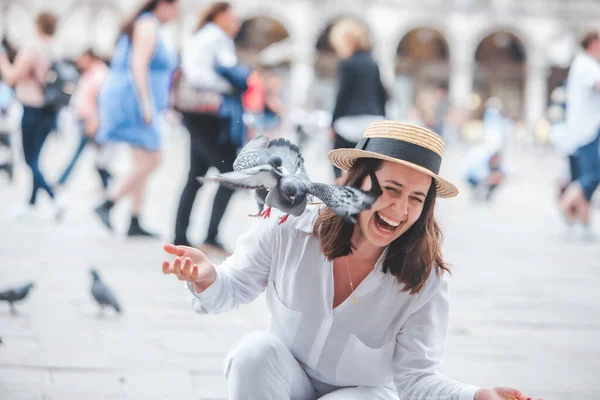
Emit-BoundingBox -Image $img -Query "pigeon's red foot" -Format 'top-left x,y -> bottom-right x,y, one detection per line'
260,207 -> 272,219
278,214 -> 290,224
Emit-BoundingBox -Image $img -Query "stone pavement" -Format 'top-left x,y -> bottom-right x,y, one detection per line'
0,125 -> 599,400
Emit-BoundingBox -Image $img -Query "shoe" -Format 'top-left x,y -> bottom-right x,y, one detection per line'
96,168 -> 112,191
94,200 -> 114,231
127,216 -> 159,238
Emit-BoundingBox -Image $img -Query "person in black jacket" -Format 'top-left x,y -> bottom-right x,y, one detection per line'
329,18 -> 388,179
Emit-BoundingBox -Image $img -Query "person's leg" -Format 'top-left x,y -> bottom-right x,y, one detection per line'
94,146 -> 159,231
94,142 -> 116,191
205,139 -> 238,246
173,114 -> 212,245
570,132 -> 600,224
125,148 -> 161,237
317,386 -> 397,400
58,129 -> 89,185
20,107 -> 39,205
225,332 -> 316,400
29,111 -> 57,201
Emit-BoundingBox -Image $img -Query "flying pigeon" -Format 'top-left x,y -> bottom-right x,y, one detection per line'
199,135 -> 282,217
206,161 -> 383,224
0,282 -> 34,315
90,269 -> 122,315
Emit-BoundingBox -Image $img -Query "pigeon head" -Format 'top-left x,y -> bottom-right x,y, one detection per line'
90,269 -> 101,281
280,178 -> 306,205
268,156 -> 283,171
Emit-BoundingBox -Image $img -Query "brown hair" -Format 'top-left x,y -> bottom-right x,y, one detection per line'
313,158 -> 449,294
120,0 -> 178,40
35,12 -> 58,36
196,2 -> 231,31
581,30 -> 600,50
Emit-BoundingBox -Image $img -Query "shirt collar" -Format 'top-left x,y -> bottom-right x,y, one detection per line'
291,205 -> 322,233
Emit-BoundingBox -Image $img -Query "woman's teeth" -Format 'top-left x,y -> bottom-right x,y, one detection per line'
376,212 -> 400,227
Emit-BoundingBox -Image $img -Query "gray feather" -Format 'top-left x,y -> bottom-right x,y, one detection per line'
267,138 -> 310,180
204,165 -> 282,190
90,269 -> 121,313
0,282 -> 34,303
233,135 -> 271,172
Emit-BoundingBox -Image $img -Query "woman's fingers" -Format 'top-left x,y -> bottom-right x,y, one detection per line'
162,261 -> 173,274
163,244 -> 186,257
190,265 -> 199,281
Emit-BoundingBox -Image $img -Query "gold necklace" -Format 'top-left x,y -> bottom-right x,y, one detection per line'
345,256 -> 358,307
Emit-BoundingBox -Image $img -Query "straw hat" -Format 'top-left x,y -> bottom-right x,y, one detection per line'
328,120 -> 458,198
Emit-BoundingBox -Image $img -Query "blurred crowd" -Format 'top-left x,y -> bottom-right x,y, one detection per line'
0,0 -> 598,247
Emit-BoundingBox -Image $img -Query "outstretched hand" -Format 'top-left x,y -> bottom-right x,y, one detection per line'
162,244 -> 217,292
475,387 -> 543,400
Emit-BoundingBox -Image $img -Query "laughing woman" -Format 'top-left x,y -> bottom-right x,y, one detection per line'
162,121 -> 536,400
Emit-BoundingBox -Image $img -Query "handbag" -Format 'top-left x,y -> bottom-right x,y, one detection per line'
169,68 -> 222,115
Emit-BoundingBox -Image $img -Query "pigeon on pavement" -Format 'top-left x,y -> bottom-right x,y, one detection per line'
90,269 -> 122,315
0,282 -> 34,315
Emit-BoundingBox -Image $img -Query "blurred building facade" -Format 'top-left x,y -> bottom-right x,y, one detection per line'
1,0 -> 599,134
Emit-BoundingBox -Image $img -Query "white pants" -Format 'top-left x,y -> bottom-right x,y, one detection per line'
224,332 -> 398,400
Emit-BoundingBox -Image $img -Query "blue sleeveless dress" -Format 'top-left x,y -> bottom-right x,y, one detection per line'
95,13 -> 177,152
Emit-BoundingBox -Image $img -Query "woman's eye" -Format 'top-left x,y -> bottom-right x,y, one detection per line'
410,197 -> 424,204
385,187 -> 398,193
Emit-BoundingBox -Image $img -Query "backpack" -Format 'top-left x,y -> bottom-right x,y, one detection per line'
43,60 -> 80,112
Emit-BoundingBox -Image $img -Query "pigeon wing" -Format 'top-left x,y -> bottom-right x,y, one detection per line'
92,282 -> 121,312
267,138 -> 310,180
202,165 -> 281,190
306,182 -> 379,223
232,135 -> 271,171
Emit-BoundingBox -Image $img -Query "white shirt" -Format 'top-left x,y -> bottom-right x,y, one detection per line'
566,52 -> 600,151
181,23 -> 237,93
187,206 -> 480,399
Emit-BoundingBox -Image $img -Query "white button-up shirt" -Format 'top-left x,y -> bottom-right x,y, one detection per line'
181,23 -> 237,93
187,206 -> 480,399
566,52 -> 600,152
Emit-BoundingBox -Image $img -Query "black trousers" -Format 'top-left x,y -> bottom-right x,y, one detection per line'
174,113 -> 238,243
21,106 -> 57,205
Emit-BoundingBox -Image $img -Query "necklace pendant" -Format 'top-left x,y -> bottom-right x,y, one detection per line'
352,297 -> 357,307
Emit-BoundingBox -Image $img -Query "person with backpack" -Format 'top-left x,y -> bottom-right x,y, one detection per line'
0,12 -> 64,220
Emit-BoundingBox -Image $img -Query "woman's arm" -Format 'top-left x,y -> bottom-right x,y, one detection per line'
163,217 -> 279,314
186,218 -> 277,314
130,17 -> 157,124
0,48 -> 34,86
393,278 -> 481,400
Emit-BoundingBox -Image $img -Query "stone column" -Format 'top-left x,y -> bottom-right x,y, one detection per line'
524,55 -> 549,135
289,37 -> 316,109
449,43 -> 475,109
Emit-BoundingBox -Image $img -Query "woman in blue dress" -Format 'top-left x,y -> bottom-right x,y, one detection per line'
94,0 -> 179,237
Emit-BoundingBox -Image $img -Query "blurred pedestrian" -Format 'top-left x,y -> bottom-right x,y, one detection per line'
432,82 -> 450,137
93,0 -> 179,237
560,31 -> 600,237
463,140 -> 505,202
173,1 -> 246,253
0,12 -> 63,219
329,18 -> 388,179
55,49 -> 112,192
